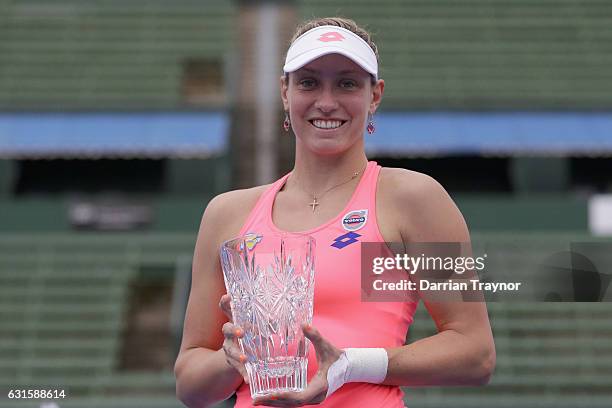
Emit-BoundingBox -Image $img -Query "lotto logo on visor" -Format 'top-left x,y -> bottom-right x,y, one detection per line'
283,25 -> 378,79
342,209 -> 368,231
318,31 -> 345,42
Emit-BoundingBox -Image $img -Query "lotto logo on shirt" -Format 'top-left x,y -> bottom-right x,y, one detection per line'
342,209 -> 368,231
331,232 -> 361,249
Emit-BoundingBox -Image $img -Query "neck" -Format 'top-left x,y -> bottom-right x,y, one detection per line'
288,144 -> 368,196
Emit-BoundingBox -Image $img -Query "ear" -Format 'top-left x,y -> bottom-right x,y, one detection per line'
280,74 -> 290,112
369,79 -> 385,115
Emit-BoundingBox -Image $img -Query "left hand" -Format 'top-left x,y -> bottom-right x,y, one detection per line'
253,324 -> 342,407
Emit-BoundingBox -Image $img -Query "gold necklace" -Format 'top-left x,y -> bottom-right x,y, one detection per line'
291,163 -> 367,212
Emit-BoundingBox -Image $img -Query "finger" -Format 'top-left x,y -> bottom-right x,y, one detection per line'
253,395 -> 283,407
221,322 -> 248,382
219,294 -> 233,320
222,338 -> 250,383
302,323 -> 322,343
222,337 -> 246,362
222,322 -> 244,340
253,393 -> 302,407
302,324 -> 342,370
302,324 -> 329,356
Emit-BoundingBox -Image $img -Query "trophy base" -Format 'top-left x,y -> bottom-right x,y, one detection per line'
247,357 -> 308,398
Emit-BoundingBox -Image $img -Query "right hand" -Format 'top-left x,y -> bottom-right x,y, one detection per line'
219,294 -> 249,384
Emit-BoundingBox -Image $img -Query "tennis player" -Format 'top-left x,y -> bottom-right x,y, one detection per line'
175,17 -> 495,408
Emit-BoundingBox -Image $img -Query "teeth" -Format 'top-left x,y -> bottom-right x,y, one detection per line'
312,120 -> 343,129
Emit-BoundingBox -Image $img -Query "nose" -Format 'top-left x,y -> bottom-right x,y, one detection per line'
314,85 -> 339,113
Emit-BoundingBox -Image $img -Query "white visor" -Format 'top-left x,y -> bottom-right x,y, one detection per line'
283,25 -> 378,79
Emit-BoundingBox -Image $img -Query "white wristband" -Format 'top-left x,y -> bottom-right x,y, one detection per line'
326,348 -> 388,398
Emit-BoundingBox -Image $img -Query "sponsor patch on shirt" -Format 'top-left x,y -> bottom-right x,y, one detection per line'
242,232 -> 262,251
341,209 -> 368,231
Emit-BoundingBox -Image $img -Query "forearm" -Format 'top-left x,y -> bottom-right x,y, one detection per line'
384,329 -> 495,386
175,347 -> 244,407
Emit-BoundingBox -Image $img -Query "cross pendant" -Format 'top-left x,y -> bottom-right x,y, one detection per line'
309,197 -> 319,212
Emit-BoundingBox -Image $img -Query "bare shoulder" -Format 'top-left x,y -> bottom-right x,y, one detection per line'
378,167 -> 469,242
201,184 -> 270,243
378,167 -> 449,220
207,185 -> 269,219
378,167 -> 444,201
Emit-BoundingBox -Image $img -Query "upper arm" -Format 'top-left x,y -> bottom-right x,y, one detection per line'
178,188 -> 263,353
390,170 -> 494,345
179,194 -> 233,352
395,171 -> 469,243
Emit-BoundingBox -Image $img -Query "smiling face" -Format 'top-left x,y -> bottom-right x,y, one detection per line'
281,53 -> 384,156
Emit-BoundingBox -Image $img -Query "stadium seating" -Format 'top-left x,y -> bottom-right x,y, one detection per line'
301,0 -> 612,109
1,1 -> 612,110
1,231 -> 611,407
2,1 -> 610,407
407,302 -> 612,408
405,231 -> 612,407
0,1 -> 234,110
0,233 -> 194,408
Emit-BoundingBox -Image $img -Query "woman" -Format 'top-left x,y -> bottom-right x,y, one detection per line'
175,17 -> 495,408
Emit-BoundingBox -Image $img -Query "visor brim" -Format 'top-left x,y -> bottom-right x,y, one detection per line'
283,47 -> 378,78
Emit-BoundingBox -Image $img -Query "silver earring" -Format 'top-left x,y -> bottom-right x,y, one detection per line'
367,112 -> 375,134
283,112 -> 291,132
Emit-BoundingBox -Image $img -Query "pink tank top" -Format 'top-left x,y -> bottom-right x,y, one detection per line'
234,161 -> 417,408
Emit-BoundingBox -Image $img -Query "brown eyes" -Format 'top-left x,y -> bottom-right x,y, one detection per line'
340,80 -> 357,89
298,79 -> 316,88
296,79 -> 358,90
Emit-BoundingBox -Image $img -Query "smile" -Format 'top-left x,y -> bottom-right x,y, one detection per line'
310,119 -> 347,130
